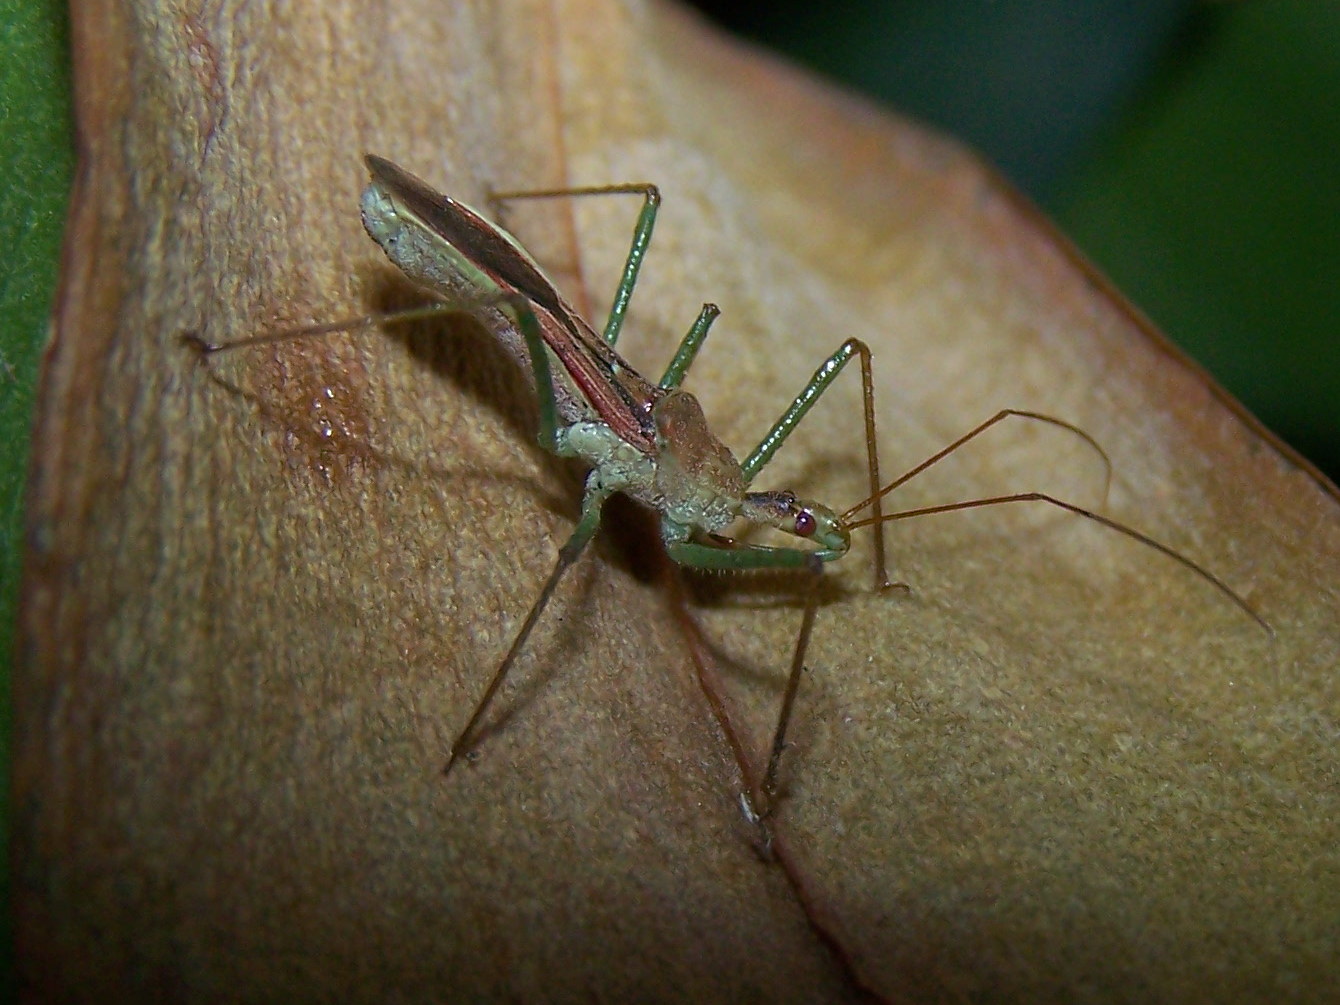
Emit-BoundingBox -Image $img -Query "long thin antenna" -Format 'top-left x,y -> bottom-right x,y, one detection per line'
841,409 -> 1112,523
846,491 -> 1272,636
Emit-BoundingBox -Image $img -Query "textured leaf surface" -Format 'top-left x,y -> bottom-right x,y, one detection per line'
15,0 -> 1339,1000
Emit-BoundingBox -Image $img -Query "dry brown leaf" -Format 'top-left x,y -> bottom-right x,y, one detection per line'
15,0 -> 1340,1000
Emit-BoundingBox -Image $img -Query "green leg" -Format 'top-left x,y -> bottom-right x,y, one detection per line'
658,303 -> 721,390
490,182 -> 662,348
444,487 -> 608,774
740,337 -> 888,588
741,338 -> 872,483
666,538 -> 819,571
498,292 -> 564,453
668,336 -> 890,812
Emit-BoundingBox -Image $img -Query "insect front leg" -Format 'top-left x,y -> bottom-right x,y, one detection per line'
666,538 -> 826,823
740,338 -> 889,589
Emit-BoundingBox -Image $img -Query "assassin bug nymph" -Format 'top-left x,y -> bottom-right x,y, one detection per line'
191,156 -> 1270,839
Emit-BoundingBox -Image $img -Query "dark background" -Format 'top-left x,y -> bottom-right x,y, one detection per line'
686,0 -> 1340,482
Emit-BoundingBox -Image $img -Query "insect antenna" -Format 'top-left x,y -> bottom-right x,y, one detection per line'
839,409 -> 1271,635
841,408 -> 1113,524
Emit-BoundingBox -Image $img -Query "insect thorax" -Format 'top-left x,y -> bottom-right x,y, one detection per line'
561,389 -> 747,536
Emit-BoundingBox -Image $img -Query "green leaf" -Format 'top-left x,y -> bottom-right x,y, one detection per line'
0,0 -> 74,992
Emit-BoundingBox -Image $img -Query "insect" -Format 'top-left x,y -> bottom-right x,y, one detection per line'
191,155 -> 1270,833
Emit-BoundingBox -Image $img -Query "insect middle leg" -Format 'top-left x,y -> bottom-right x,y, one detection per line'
441,291 -> 606,772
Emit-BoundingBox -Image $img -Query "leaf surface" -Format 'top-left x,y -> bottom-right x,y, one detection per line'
15,1 -> 1339,1000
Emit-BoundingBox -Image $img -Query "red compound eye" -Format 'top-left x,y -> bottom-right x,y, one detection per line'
794,510 -> 817,537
